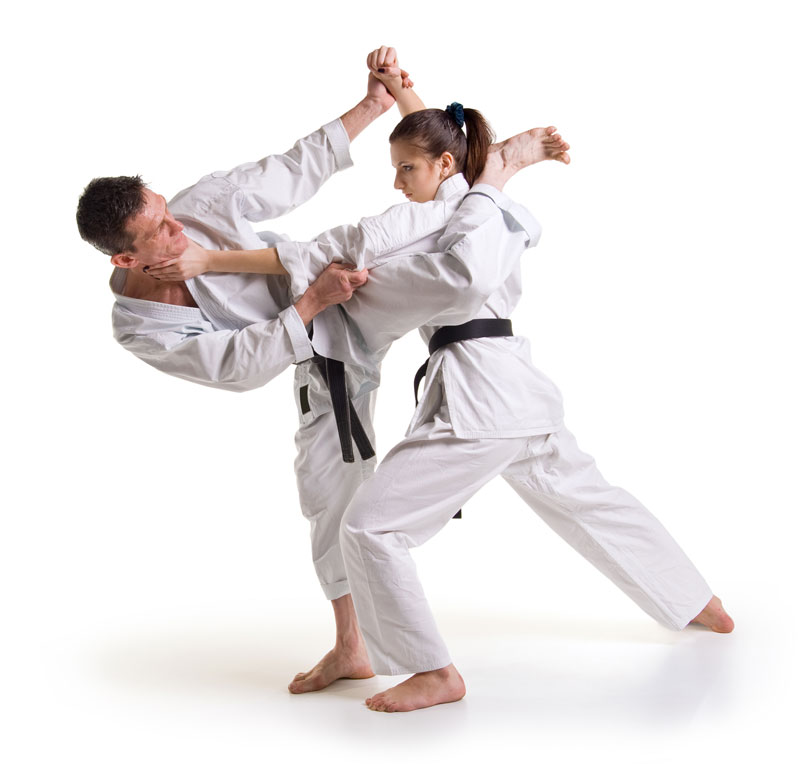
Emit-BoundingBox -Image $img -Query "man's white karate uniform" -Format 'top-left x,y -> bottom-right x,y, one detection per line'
276,174 -> 714,676
109,123 -> 533,601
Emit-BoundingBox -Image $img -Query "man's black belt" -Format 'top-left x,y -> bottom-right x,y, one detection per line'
413,318 -> 514,404
412,318 -> 513,519
313,355 -> 375,464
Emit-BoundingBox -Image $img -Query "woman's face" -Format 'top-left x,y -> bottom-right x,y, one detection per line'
390,140 -> 452,203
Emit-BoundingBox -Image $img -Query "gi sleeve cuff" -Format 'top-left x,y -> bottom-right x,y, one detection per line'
275,241 -> 312,301
322,119 -> 354,172
279,305 -> 314,362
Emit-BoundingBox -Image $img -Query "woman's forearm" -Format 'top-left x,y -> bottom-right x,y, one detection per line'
382,76 -> 426,117
207,247 -> 288,275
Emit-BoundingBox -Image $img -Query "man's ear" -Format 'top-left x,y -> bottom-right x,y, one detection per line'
110,253 -> 139,269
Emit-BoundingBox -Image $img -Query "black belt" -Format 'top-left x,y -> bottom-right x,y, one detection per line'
312,355 -> 376,464
414,318 -> 514,404
412,318 -> 514,519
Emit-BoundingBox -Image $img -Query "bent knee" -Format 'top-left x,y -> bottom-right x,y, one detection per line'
340,501 -> 371,544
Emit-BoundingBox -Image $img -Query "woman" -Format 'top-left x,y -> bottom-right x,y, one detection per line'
146,51 -> 732,713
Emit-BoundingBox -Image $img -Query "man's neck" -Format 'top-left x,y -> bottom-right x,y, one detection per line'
121,268 -> 198,308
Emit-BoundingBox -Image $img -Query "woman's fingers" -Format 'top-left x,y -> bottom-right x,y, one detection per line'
376,65 -> 402,78
144,258 -> 180,275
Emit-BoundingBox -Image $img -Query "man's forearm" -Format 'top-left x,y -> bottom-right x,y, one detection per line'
340,96 -> 389,142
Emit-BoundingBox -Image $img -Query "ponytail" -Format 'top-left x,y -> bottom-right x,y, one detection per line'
461,108 -> 493,185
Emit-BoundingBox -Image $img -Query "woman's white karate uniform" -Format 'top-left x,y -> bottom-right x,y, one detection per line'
280,174 -> 714,676
279,176 -> 542,600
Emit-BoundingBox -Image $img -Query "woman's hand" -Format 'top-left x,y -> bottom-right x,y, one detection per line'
144,238 -> 211,281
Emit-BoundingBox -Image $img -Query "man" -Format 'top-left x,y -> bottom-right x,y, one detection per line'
77,52 -> 547,695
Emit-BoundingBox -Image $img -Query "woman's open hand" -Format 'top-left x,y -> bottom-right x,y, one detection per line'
144,237 -> 211,281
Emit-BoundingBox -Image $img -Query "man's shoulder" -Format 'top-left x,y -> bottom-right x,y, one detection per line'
168,174 -> 239,223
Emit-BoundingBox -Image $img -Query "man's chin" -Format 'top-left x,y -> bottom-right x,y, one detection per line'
173,235 -> 190,256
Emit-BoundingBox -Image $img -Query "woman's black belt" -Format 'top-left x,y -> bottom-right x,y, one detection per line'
412,317 -> 513,520
413,318 -> 514,404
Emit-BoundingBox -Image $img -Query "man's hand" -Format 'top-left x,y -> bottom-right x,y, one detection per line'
294,263 -> 369,325
340,47 -> 415,141
365,45 -> 424,117
366,72 -> 395,114
366,46 -> 413,90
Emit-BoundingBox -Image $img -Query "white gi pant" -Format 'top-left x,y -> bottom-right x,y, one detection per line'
340,400 -> 713,676
294,364 -> 377,601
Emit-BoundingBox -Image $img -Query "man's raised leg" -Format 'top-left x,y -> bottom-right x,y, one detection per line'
477,125 -> 571,191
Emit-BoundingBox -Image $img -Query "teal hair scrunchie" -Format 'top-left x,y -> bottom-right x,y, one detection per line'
445,102 -> 465,128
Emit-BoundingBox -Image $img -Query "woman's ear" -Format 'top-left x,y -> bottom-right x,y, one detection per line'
439,151 -> 456,179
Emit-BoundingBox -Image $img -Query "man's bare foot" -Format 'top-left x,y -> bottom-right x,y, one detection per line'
690,595 -> 735,633
289,641 -> 374,694
480,125 -> 569,187
365,664 -> 466,712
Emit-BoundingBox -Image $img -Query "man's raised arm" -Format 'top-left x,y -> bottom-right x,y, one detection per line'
168,69 -> 397,225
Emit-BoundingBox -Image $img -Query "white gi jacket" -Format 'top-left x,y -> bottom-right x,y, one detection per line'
276,174 -> 565,438
111,120 -> 352,393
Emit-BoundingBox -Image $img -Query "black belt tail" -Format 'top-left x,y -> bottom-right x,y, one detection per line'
313,356 -> 376,464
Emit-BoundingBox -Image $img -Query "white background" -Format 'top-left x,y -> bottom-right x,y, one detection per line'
2,1 -> 798,762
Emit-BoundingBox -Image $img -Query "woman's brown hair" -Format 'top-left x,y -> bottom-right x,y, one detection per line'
389,106 -> 494,186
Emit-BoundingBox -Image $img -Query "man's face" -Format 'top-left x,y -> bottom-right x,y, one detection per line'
118,188 -> 189,266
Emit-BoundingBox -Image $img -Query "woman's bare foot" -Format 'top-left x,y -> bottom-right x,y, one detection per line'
365,664 -> 466,712
289,640 -> 374,693
690,595 -> 735,633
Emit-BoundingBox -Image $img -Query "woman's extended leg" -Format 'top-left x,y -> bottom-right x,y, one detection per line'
502,427 -> 732,631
